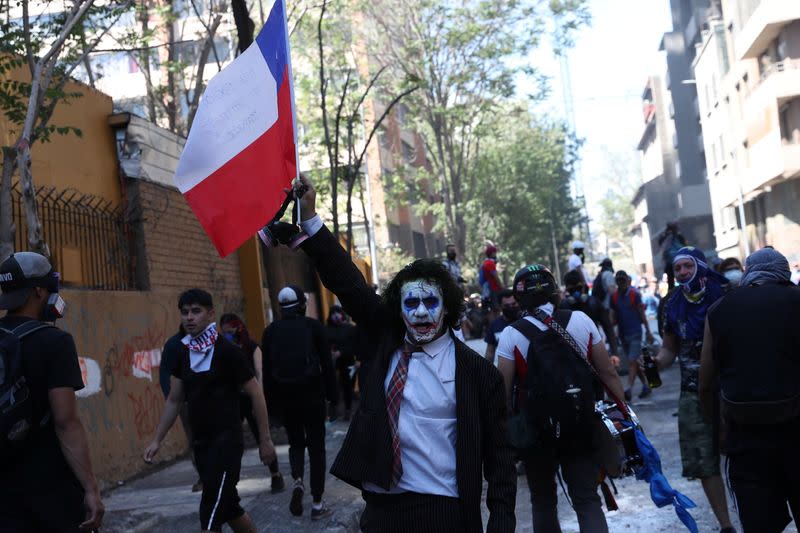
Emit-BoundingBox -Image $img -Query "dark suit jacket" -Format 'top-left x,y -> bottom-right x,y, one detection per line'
302,225 -> 516,533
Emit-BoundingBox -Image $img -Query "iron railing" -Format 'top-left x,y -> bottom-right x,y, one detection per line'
11,184 -> 135,290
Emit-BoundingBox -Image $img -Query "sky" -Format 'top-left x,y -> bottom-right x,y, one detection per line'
524,0 -> 674,226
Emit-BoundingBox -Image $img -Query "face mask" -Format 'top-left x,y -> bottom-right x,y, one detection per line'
724,269 -> 743,285
223,331 -> 238,343
447,251 -> 457,261
400,279 -> 445,344
42,293 -> 65,322
501,306 -> 520,321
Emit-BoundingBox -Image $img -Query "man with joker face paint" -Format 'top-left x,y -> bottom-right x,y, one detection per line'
286,175 -> 516,533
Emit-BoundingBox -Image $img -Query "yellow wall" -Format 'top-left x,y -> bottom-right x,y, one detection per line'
0,60 -> 121,204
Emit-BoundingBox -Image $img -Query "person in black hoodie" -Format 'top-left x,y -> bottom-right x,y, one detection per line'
261,286 -> 337,520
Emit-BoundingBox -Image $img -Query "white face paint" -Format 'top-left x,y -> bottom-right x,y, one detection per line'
400,279 -> 446,344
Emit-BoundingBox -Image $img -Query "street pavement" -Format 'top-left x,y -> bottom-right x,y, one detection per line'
102,338 -> 796,532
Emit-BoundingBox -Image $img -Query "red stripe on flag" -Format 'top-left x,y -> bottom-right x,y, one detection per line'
184,66 -> 297,257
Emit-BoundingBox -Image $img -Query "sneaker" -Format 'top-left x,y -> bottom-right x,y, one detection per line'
624,388 -> 632,401
290,480 -> 304,516
311,501 -> 333,520
191,479 -> 203,493
271,473 -> 285,494
639,386 -> 652,399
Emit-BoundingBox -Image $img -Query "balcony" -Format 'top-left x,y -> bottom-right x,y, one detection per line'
739,129 -> 800,198
752,59 -> 800,103
734,0 -> 800,60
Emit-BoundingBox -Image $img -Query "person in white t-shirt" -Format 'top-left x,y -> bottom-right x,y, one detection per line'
568,241 -> 590,286
497,264 -> 624,533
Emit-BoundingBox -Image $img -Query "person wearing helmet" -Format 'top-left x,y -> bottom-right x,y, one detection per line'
289,175 -> 516,533
568,240 -> 590,286
496,264 -> 625,533
261,285 -> 338,520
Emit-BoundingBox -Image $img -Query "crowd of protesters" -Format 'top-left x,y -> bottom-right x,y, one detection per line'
4,178 -> 800,533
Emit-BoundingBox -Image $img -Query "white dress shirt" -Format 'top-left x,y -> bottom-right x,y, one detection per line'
364,332 -> 459,497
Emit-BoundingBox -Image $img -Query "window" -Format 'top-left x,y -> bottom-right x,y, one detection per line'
675,160 -> 682,178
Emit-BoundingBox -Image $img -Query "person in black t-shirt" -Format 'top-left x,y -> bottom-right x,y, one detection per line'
483,289 -> 520,364
219,312 -> 285,493
560,270 -> 620,364
144,289 -> 276,533
0,252 -> 104,532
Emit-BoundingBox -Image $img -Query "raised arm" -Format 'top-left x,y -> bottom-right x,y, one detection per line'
295,176 -> 385,329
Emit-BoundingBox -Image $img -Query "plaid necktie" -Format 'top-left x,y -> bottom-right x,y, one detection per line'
386,343 -> 416,486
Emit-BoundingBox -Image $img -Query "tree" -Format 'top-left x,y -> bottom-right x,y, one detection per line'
365,0 -> 590,256
594,148 -> 640,261
464,105 -> 580,276
0,0 -> 130,261
302,0 -> 416,252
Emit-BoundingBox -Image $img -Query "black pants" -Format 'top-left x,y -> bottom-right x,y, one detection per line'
729,447 -> 800,533
281,386 -> 327,500
360,491 -> 465,533
0,472 -> 85,532
240,394 -> 279,474
194,431 -> 245,531
523,451 -> 608,533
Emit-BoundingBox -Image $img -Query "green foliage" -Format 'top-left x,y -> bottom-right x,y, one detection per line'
595,149 -> 640,261
365,0 -> 590,253
464,104 -> 580,272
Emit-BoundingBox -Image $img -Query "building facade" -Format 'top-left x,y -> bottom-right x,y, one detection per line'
632,0 -> 718,279
694,0 -> 800,263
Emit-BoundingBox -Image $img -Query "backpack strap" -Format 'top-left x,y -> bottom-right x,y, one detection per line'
12,321 -> 54,340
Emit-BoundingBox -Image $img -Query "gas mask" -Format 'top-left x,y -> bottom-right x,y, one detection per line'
400,279 -> 446,344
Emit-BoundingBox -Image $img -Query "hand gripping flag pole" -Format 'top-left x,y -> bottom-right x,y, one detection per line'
174,0 -> 299,257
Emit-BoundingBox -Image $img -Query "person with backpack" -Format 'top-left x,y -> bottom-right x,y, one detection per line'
651,247 -> 735,533
261,285 -> 337,520
496,264 -> 625,533
0,252 -> 104,532
144,289 -> 276,533
219,313 -> 285,494
610,270 -> 654,401
480,244 -> 503,311
290,175 -> 516,533
591,258 -> 616,310
700,248 -> 799,533
560,270 -> 619,364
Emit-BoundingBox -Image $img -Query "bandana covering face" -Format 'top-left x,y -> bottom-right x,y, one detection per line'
667,247 -> 728,340
182,322 -> 218,372
400,280 -> 445,344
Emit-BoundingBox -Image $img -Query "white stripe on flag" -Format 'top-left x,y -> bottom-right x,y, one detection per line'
175,43 -> 278,194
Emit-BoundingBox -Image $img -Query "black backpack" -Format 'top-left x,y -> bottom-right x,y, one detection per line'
511,311 -> 599,454
592,270 -> 608,303
269,318 -> 322,385
0,321 -> 54,464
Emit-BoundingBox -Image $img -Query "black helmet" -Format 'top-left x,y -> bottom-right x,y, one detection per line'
513,264 -> 557,297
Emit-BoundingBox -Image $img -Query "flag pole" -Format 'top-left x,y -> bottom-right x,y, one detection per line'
278,0 -> 302,222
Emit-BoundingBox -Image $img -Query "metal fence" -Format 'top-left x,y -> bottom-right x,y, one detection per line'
11,184 -> 135,290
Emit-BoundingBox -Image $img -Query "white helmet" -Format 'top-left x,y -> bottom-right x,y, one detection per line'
571,240 -> 585,250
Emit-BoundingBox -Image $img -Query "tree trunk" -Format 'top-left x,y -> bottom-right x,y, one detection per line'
138,0 -> 158,122
231,0 -> 254,53
0,147 -> 16,263
15,142 -> 49,257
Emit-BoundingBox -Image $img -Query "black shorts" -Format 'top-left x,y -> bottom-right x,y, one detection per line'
0,475 -> 85,532
194,431 -> 246,531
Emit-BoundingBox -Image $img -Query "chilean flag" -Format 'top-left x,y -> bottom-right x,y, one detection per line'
174,0 -> 297,257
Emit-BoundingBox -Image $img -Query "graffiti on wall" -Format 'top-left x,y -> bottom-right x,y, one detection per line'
76,357 -> 102,398
127,385 -> 162,439
132,349 -> 162,381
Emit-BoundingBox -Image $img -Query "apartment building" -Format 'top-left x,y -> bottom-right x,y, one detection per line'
632,0 -> 717,279
694,0 -> 800,263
